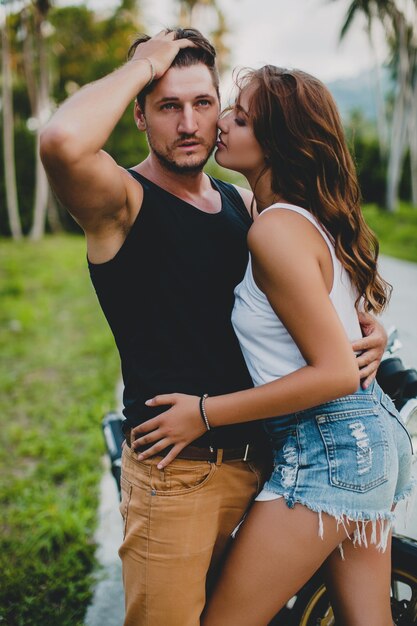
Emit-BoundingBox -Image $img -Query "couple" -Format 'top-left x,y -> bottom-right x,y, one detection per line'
40,28 -> 413,626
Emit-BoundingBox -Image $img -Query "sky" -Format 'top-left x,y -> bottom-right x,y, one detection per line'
142,0 -> 387,82
143,0 -> 389,95
62,0 -> 388,88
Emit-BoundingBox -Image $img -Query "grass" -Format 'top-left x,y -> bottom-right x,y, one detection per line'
0,235 -> 119,626
362,202 -> 417,263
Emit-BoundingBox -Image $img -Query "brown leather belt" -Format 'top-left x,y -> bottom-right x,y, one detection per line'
125,429 -> 259,462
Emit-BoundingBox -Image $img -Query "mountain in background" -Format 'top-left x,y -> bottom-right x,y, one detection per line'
326,67 -> 391,123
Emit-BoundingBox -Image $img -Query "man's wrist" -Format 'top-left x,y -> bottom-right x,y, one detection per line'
130,57 -> 156,87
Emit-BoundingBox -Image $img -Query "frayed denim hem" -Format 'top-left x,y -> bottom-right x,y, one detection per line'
279,493 -> 394,553
393,478 -> 416,506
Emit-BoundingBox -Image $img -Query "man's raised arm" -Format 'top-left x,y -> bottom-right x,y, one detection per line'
40,56 -> 153,232
40,32 -> 196,235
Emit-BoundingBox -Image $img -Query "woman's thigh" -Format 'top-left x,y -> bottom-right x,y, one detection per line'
202,499 -> 355,626
323,532 -> 393,626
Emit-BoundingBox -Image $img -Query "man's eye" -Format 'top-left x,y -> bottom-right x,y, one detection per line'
197,100 -> 211,107
161,103 -> 179,110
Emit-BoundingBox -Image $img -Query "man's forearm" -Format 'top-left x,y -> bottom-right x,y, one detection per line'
41,59 -> 152,161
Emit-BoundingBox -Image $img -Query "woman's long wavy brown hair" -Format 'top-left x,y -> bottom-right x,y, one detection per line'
239,66 -> 390,313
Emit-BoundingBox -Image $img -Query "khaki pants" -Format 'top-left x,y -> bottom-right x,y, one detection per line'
119,444 -> 268,626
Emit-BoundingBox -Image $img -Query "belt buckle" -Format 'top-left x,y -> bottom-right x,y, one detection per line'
243,444 -> 249,462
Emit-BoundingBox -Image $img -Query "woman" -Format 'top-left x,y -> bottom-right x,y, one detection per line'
131,66 -> 414,625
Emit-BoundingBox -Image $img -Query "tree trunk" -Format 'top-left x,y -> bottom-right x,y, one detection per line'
30,5 -> 51,241
30,136 -> 50,240
21,7 -> 38,115
408,56 -> 417,207
386,96 -> 408,212
1,14 -> 22,239
368,23 -> 388,158
47,188 -> 63,233
385,16 -> 409,213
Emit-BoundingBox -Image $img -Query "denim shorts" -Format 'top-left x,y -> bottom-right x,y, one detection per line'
256,381 -> 414,550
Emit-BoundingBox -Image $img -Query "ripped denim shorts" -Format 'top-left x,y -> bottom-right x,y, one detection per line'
256,381 -> 414,550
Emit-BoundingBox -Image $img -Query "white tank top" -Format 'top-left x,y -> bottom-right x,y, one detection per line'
232,203 -> 362,387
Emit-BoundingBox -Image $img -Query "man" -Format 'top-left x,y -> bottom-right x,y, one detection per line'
40,28 -> 386,626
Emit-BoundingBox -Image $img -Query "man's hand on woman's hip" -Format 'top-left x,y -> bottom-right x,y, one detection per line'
353,311 -> 387,389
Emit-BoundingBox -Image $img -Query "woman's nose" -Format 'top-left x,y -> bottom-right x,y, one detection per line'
217,115 -> 228,133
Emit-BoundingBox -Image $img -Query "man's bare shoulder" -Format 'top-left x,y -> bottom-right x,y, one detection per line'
85,166 -> 144,264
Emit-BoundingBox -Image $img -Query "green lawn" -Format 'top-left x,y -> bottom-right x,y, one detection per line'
0,235 -> 119,626
362,202 -> 417,263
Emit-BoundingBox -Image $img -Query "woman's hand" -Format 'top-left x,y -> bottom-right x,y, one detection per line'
130,393 -> 207,469
131,31 -> 196,81
353,312 -> 387,389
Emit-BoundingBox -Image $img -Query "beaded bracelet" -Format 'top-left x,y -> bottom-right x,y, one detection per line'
199,393 -> 214,453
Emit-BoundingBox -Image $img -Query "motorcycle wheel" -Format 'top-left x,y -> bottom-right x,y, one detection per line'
278,565 -> 417,626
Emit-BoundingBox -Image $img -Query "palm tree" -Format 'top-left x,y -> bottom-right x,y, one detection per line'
207,7 -> 229,76
175,0 -> 230,75
29,0 -> 53,240
1,2 -> 23,239
335,0 -> 417,211
385,8 -> 414,212
341,1 -> 389,156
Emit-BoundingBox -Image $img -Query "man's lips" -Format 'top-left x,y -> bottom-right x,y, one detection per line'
176,140 -> 202,148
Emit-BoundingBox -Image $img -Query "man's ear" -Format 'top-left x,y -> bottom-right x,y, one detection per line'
134,101 -> 147,131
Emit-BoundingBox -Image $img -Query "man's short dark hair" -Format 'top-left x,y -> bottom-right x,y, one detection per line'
127,28 -> 220,110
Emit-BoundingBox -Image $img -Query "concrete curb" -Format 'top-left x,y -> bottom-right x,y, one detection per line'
85,378 -> 125,626
84,459 -> 124,626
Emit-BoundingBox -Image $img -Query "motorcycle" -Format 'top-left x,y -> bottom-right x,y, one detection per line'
102,328 -> 417,625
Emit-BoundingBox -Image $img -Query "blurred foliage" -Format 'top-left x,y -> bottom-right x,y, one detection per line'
0,236 -> 119,625
1,1 -> 149,236
345,110 -> 411,207
362,201 -> 417,262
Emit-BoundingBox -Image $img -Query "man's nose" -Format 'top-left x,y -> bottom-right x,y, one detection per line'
178,106 -> 198,135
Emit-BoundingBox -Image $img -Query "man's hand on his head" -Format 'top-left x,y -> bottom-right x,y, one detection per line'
131,31 -> 197,81
352,311 -> 387,389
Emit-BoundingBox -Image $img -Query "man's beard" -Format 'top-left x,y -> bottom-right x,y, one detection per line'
147,133 -> 216,174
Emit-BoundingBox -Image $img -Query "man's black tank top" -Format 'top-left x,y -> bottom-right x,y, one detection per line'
88,171 -> 264,447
